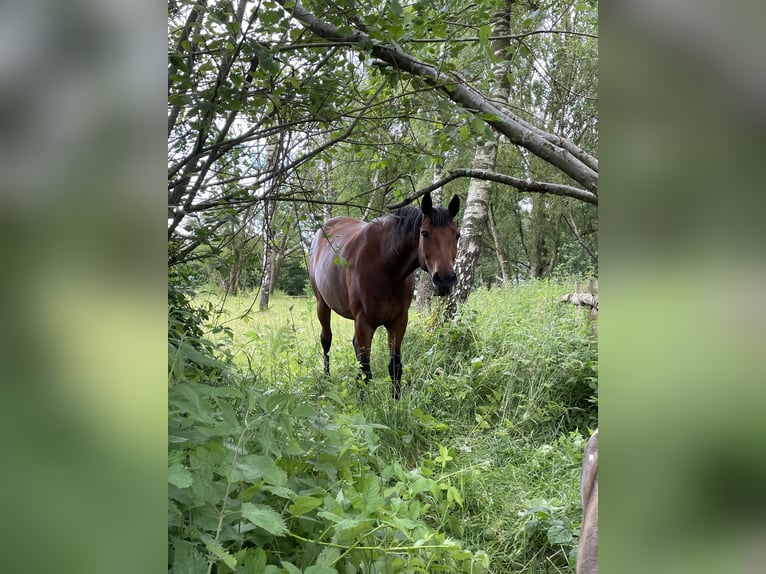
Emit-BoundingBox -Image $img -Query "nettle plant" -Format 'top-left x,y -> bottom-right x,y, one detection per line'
168,379 -> 490,573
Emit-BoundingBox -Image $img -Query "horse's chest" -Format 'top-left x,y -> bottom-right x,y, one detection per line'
350,272 -> 413,324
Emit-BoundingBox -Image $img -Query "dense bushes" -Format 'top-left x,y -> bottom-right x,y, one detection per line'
169,279 -> 597,573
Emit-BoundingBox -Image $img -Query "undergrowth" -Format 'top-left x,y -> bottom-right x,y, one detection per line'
170,279 -> 598,573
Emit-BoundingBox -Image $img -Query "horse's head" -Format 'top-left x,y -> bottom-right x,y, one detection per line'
418,192 -> 461,296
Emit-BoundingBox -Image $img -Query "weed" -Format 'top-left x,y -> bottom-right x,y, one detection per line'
175,280 -> 598,573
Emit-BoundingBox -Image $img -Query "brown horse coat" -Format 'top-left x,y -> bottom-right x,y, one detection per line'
308,193 -> 460,398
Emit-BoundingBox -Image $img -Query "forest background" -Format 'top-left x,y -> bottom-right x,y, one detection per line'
1,1 -> 764,574
168,0 -> 598,572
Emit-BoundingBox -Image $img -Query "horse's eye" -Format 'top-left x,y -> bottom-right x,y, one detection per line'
421,230 -> 430,238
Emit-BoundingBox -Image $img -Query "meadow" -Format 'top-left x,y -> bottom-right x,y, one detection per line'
170,280 -> 598,573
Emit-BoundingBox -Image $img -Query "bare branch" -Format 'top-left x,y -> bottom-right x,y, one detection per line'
562,212 -> 598,262
388,168 -> 597,208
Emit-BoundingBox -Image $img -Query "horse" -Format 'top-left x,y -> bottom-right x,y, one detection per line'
308,192 -> 461,399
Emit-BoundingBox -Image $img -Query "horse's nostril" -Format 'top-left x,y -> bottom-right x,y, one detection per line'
432,272 -> 457,292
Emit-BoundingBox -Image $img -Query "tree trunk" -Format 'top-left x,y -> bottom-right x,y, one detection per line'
259,196 -> 274,310
259,139 -> 281,310
446,1 -> 513,315
227,243 -> 244,295
320,148 -> 333,223
268,233 -> 290,295
529,197 -> 560,279
448,146 -> 495,307
488,201 -> 511,283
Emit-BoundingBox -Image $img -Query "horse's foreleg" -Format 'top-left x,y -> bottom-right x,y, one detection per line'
388,354 -> 402,399
387,316 -> 408,400
353,322 -> 374,401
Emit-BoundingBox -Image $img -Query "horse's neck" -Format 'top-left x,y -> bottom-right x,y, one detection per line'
378,223 -> 420,281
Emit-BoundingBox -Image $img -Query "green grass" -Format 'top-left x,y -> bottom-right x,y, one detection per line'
191,280 -> 598,573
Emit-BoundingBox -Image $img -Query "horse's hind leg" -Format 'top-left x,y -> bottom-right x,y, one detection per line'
316,296 -> 332,375
386,315 -> 408,400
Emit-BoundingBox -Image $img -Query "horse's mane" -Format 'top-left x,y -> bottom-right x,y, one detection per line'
372,205 -> 455,257
390,205 -> 454,236
390,206 -> 422,236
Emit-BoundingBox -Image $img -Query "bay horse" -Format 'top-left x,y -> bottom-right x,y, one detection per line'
308,192 -> 461,399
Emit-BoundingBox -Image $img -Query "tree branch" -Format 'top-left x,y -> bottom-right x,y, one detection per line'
388,168 -> 597,208
276,0 -> 598,194
561,212 -> 598,262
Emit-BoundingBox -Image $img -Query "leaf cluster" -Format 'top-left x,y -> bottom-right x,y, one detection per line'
169,288 -> 491,573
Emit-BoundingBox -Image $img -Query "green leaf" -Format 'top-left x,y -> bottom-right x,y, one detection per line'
203,540 -> 237,570
172,539 -> 207,574
316,546 -> 341,567
235,454 -> 287,486
288,496 -> 323,516
329,516 -> 375,534
305,566 -> 337,574
478,24 -> 491,45
411,477 -> 432,494
434,445 -> 453,468
168,463 -> 194,488
281,562 -> 301,574
293,403 -> 316,418
447,485 -> 464,507
241,503 -> 288,536
237,547 -> 267,574
389,0 -> 403,18
547,520 -> 573,545
356,473 -> 384,510
260,485 -> 297,500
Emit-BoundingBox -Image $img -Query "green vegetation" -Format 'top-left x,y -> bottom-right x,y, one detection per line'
169,280 -> 597,573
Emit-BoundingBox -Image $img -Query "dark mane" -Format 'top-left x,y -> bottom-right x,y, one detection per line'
390,205 -> 454,236
391,206 -> 422,236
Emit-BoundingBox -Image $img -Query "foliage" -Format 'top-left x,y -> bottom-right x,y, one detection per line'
168,379 -> 491,573
170,279 -> 494,573
275,254 -> 310,296
168,0 -> 597,291
174,279 -> 597,573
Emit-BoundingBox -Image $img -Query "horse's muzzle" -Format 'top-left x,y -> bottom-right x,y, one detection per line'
432,272 -> 457,296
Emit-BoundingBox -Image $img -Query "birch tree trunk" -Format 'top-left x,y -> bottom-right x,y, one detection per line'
259,139 -> 280,310
446,0 -> 514,315
259,196 -> 274,310
320,146 -> 333,223
488,201 -> 511,283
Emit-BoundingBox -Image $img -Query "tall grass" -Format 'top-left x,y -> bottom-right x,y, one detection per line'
193,279 -> 597,573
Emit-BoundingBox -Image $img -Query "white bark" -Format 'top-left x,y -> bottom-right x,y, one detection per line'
448,1 -> 512,311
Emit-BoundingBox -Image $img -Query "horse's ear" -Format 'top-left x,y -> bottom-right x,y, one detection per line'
448,195 -> 460,217
421,192 -> 433,216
